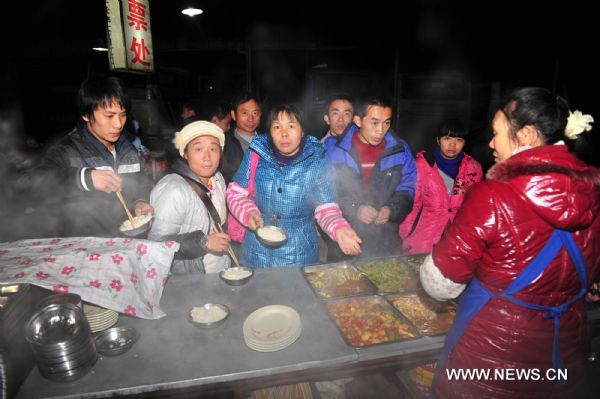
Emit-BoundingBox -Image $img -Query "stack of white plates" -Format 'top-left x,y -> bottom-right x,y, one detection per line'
243,305 -> 301,352
83,303 -> 119,333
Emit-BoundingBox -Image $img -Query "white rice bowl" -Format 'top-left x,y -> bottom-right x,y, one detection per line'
119,214 -> 153,232
257,226 -> 286,243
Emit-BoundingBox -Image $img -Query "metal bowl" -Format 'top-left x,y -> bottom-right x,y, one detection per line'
188,303 -> 229,328
119,215 -> 153,237
219,267 -> 254,286
256,225 -> 288,247
24,303 -> 89,346
39,293 -> 82,310
94,327 -> 140,356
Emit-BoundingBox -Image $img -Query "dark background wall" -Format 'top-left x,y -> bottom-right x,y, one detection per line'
1,0 -> 599,169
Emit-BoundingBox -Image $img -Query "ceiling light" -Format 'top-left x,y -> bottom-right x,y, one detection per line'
181,8 -> 203,17
92,47 -> 109,52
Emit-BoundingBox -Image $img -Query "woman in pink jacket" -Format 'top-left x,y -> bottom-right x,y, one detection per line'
422,87 -> 600,398
399,119 -> 483,254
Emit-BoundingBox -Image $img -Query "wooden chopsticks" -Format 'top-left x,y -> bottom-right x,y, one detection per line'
116,191 -> 136,228
213,222 -> 241,268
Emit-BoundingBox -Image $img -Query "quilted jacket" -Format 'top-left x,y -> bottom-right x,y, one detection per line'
231,134 -> 337,268
399,150 -> 482,254
432,144 -> 600,399
148,158 -> 230,274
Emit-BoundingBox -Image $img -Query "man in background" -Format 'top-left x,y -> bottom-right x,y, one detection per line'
199,101 -> 232,135
325,97 -> 416,259
221,92 -> 262,183
178,98 -> 202,129
321,93 -> 354,143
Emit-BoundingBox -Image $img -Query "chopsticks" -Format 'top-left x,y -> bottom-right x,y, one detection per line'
212,222 -> 241,268
116,191 -> 136,228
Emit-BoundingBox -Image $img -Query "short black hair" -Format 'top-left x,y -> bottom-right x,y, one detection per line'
77,75 -> 130,120
181,98 -> 202,114
199,102 -> 230,121
326,93 -> 355,109
231,92 -> 260,113
356,97 -> 392,118
438,118 -> 468,139
266,104 -> 305,134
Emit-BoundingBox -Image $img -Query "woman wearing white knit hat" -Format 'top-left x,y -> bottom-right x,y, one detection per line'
148,121 -> 231,274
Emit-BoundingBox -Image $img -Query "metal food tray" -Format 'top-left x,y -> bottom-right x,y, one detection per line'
323,294 -> 421,348
402,254 -> 429,275
302,262 -> 378,299
385,291 -> 456,337
353,255 -> 421,294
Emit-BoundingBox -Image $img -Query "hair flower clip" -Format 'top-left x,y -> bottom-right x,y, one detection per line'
565,110 -> 594,139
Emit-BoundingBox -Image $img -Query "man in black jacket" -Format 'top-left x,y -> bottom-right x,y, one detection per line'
16,76 -> 153,237
220,92 -> 262,183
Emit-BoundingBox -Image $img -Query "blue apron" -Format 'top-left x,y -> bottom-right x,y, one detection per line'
433,229 -> 588,391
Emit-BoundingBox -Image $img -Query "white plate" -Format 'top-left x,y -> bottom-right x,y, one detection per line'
88,312 -> 118,325
244,325 -> 301,346
88,313 -> 118,326
83,303 -> 110,316
243,305 -> 301,345
89,314 -> 119,333
86,311 -> 117,321
245,326 -> 302,352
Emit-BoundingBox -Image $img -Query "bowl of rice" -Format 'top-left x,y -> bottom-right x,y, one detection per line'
119,214 -> 153,237
219,267 -> 254,286
189,303 -> 230,328
256,225 -> 287,247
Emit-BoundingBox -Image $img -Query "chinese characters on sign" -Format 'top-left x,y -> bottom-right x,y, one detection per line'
106,0 -> 154,73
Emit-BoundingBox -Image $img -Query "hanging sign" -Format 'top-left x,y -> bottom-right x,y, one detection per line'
106,0 -> 154,73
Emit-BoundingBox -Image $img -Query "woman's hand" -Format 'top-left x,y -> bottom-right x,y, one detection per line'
336,226 -> 362,256
206,232 -> 231,253
246,211 -> 264,231
135,201 -> 154,216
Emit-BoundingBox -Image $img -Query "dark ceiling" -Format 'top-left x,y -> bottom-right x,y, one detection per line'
1,1 -> 600,150
3,1 -> 599,73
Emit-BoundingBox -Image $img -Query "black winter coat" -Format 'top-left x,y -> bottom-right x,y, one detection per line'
220,129 -> 245,184
16,123 -> 152,237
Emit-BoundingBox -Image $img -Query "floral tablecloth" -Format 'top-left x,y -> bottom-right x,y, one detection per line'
0,237 -> 180,319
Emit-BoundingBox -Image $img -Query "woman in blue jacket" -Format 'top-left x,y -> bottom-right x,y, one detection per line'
226,105 -> 361,268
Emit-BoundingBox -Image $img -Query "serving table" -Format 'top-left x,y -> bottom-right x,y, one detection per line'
15,267 -> 444,398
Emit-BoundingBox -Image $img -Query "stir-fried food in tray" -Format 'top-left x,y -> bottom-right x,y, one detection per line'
326,296 -> 418,346
388,293 -> 456,336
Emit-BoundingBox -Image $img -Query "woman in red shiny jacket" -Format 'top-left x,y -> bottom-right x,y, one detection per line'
399,119 -> 483,254
421,87 -> 600,399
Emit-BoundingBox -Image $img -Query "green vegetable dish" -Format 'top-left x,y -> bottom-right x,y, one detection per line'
357,259 -> 419,293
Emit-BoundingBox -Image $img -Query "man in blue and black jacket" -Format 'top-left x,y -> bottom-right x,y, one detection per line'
325,97 -> 416,260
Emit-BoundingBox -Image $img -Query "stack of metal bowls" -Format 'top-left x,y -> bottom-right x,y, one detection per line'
24,303 -> 97,382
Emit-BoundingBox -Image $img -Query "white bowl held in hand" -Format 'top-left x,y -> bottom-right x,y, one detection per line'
119,214 -> 153,237
256,225 -> 287,247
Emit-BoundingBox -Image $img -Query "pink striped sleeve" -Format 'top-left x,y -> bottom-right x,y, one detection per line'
226,182 -> 260,226
314,202 -> 350,241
